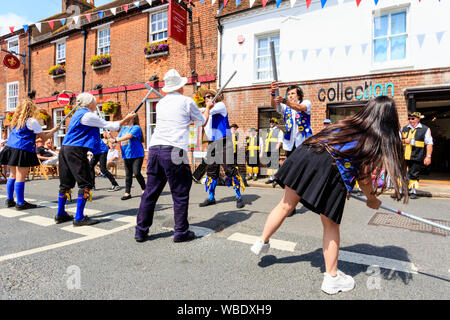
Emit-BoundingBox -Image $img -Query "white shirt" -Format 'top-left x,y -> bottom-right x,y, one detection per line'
277,100 -> 312,151
407,123 -> 433,145
107,149 -> 119,162
149,92 -> 206,151
80,109 -> 121,131
201,101 -> 228,141
26,118 -> 43,134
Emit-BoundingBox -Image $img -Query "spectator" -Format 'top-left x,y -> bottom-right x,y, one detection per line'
107,142 -> 119,172
36,138 -> 59,166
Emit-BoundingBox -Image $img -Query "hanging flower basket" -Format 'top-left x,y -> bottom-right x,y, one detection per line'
39,109 -> 51,121
6,111 -> 14,122
193,88 -> 208,109
144,41 -> 169,58
90,54 -> 111,69
64,105 -> 74,115
48,64 -> 66,76
101,101 -> 120,115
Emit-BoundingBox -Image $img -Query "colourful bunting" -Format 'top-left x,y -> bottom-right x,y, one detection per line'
224,0 -> 229,7
111,8 -> 117,15
249,0 -> 255,7
321,0 -> 327,8
60,18 -> 66,26
134,1 -> 140,8
98,11 -> 104,19
356,0 -> 362,6
72,16 -> 80,25
9,26 -> 14,34
123,5 -> 129,13
85,13 -> 92,22
306,0 -> 312,9
262,0 -> 269,8
276,0 -> 283,8
23,25 -> 29,33
236,0 -> 241,7
146,0 -> 152,5
35,23 -> 42,33
374,0 -> 379,5
48,20 -> 55,30
290,0 -> 296,8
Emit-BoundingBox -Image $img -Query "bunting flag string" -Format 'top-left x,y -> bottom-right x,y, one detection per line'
5,0 -> 445,36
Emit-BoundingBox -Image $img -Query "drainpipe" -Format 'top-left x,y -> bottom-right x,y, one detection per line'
27,26 -> 32,95
81,28 -> 87,92
217,18 -> 223,88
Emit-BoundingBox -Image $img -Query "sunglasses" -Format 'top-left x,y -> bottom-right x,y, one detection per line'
408,117 -> 417,120
204,95 -> 213,99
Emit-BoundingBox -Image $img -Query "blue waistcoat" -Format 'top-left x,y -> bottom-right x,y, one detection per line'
7,121 -> 37,153
91,129 -> 109,155
62,108 -> 98,149
211,113 -> 231,141
328,140 -> 359,193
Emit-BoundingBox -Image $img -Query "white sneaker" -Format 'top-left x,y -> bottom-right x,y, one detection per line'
250,238 -> 270,255
321,270 -> 355,295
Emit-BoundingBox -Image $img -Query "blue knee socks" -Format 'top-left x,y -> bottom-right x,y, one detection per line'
14,181 -> 25,205
234,186 -> 242,200
6,178 -> 15,200
75,195 -> 87,221
57,194 -> 67,216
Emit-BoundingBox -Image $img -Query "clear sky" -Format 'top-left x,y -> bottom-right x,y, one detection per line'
0,0 -> 112,36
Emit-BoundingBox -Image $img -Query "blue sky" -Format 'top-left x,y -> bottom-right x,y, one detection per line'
0,0 -> 112,36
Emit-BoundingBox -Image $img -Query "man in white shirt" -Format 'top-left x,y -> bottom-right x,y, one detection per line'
106,142 -> 119,171
136,69 -> 213,243
262,118 -> 284,186
270,81 -> 313,158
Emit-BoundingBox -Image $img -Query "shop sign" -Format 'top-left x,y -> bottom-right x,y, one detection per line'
318,81 -> 394,102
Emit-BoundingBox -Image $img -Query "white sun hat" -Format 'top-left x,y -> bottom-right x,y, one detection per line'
162,69 -> 188,93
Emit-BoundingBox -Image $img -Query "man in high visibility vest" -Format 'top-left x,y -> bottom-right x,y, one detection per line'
263,118 -> 283,187
400,112 -> 433,199
245,128 -> 262,181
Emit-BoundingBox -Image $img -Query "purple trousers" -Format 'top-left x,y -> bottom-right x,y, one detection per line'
135,145 -> 192,241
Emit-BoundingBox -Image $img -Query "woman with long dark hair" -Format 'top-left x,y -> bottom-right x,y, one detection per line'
251,96 -> 409,295
113,115 -> 146,200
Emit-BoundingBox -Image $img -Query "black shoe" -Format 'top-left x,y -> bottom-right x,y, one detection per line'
199,199 -> 216,207
15,201 -> 37,211
73,216 -> 99,226
236,197 -> 245,209
5,198 -> 16,208
173,231 -> 196,243
410,193 -> 418,199
134,234 -> 148,243
192,176 -> 200,184
265,179 -> 274,184
272,181 -> 277,188
121,194 -> 132,200
54,213 -> 74,224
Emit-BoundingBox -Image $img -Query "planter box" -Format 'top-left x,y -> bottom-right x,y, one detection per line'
51,73 -> 66,79
92,63 -> 111,70
145,51 -> 169,59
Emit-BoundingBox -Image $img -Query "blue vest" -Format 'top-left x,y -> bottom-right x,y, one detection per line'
62,108 -> 98,149
119,125 -> 144,159
91,129 -> 109,155
211,113 -> 230,141
328,140 -> 359,193
7,121 -> 37,153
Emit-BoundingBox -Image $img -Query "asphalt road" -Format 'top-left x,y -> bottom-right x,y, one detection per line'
0,177 -> 449,301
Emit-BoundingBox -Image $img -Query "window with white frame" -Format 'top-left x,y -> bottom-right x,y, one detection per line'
53,108 -> 66,148
56,41 -> 66,64
146,100 -> 158,150
149,11 -> 168,43
97,27 -> 111,55
373,10 -> 407,64
255,34 -> 280,81
7,82 -> 19,111
7,36 -> 19,57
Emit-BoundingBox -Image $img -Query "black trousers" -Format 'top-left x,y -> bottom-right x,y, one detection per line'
59,146 -> 92,195
89,151 -> 118,188
406,160 -> 423,181
206,139 -> 238,180
285,145 -> 297,158
123,157 -> 146,194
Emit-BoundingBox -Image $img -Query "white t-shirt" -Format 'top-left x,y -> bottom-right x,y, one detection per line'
277,100 -> 312,151
107,149 -> 119,162
80,110 -> 121,131
26,118 -> 43,134
201,101 -> 228,141
149,92 -> 206,151
406,123 -> 433,145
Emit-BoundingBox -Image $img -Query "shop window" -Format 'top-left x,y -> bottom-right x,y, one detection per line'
149,10 -> 168,43
327,101 -> 367,123
373,10 -> 407,64
7,36 -> 19,57
255,34 -> 280,81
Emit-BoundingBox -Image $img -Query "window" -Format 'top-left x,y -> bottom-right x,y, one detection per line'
53,108 -> 66,148
255,34 -> 280,81
97,27 -> 111,55
373,10 -> 407,64
327,102 -> 367,123
7,82 -> 19,111
146,100 -> 158,150
56,41 -> 66,64
7,36 -> 19,57
150,11 -> 168,43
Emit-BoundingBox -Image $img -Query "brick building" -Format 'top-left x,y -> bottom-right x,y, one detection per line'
1,0 -> 219,155
216,0 -> 450,179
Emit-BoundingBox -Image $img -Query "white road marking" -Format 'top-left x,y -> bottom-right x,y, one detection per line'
61,225 -> 110,236
228,233 -> 297,252
228,232 -> 419,274
66,208 -> 102,215
20,215 -> 55,227
162,226 -> 215,237
0,208 -> 28,218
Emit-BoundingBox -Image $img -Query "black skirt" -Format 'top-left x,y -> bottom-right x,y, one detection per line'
0,146 -> 40,168
275,144 -> 347,224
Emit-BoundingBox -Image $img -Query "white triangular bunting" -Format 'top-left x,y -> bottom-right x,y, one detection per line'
290,0 -> 296,7
242,53 -> 247,61
212,0 -> 217,5
288,50 -> 294,61
72,15 -> 80,24
302,49 -> 308,61
134,1 -> 140,8
436,31 -> 445,44
416,34 -> 425,48
361,43 -> 368,55
315,48 -> 322,58
329,47 -> 335,57
345,45 -> 351,56
35,22 -> 42,33
249,0 -> 255,7
111,7 -> 117,15
232,53 -> 237,63
146,0 -> 152,5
